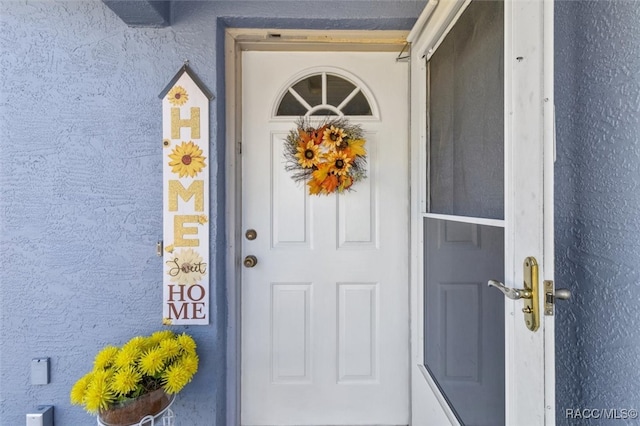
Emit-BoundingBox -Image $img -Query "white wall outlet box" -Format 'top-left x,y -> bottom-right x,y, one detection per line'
31,358 -> 49,385
26,405 -> 53,426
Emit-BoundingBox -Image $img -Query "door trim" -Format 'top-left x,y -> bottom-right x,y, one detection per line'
224,29 -> 409,426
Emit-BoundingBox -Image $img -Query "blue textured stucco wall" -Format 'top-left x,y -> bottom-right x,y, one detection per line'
0,1 -> 423,425
3,0 -> 640,425
555,1 -> 640,424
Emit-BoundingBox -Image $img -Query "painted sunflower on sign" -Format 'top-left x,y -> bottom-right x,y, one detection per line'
166,248 -> 207,286
284,117 -> 367,195
168,141 -> 206,178
167,85 -> 189,106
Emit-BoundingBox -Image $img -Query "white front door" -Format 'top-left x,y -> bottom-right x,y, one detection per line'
409,0 -> 555,425
241,51 -> 410,425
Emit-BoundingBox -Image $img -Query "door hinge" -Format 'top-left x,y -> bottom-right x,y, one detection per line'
237,141 -> 242,154
544,280 -> 572,316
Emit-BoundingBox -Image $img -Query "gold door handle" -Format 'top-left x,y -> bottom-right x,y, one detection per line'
488,256 -> 539,332
243,255 -> 258,268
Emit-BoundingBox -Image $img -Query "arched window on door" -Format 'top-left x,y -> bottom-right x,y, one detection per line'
275,72 -> 374,117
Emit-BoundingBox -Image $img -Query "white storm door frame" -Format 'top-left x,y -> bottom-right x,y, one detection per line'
408,0 -> 555,425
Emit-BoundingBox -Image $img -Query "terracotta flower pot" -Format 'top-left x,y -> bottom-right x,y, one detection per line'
99,389 -> 174,426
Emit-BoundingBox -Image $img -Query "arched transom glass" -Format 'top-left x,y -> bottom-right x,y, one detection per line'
276,72 -> 373,117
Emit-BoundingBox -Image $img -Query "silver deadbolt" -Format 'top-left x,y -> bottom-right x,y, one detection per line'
245,229 -> 257,240
244,255 -> 258,268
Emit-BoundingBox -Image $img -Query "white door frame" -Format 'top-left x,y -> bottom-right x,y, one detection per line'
224,29 -> 409,426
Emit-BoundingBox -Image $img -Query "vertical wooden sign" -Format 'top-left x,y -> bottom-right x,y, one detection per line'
160,65 -> 213,325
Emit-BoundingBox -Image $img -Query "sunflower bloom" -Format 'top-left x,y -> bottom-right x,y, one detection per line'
168,141 -> 206,178
295,140 -> 321,168
167,86 -> 189,106
110,366 -> 141,396
166,248 -> 206,286
93,346 -> 119,370
139,348 -> 165,376
323,125 -> 346,148
327,151 -> 353,176
70,372 -> 93,405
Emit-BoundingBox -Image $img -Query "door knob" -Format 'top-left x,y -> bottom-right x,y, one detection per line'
488,256 -> 539,332
555,288 -> 571,300
243,255 -> 258,268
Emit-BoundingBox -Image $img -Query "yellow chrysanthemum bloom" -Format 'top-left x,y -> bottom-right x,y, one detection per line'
161,363 -> 193,394
150,330 -> 174,345
159,338 -> 181,361
167,86 -> 189,106
139,348 -> 165,376
70,372 -> 93,405
179,353 -> 199,376
93,346 -> 119,370
327,151 -> 353,176
113,344 -> 140,368
323,125 -> 346,148
110,366 -> 141,396
83,371 -> 115,414
122,336 -> 147,352
295,140 -> 321,168
168,141 -> 206,178
177,333 -> 197,354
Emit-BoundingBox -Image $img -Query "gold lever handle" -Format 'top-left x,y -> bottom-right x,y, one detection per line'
244,255 -> 258,268
488,256 -> 539,332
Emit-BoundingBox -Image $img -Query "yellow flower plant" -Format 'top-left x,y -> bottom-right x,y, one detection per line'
70,331 -> 199,415
284,117 -> 367,195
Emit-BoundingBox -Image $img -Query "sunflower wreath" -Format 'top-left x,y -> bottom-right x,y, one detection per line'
284,117 -> 367,195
